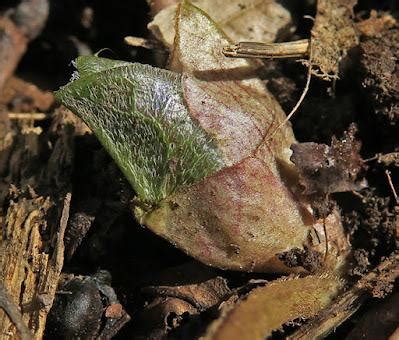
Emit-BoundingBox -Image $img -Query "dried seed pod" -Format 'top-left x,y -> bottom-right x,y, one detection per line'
55,1 -> 349,273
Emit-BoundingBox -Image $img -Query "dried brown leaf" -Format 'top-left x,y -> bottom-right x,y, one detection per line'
204,274 -> 343,340
143,276 -> 231,311
148,0 -> 293,49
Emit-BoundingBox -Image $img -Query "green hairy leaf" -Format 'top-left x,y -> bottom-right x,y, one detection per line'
55,56 -> 224,203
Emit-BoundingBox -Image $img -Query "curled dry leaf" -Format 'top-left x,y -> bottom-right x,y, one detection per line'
56,1 -> 349,273
137,263 -> 231,338
148,0 -> 293,49
142,276 -> 231,311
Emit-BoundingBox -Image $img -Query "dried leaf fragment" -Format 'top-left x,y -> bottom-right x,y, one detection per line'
204,274 -> 343,340
148,0 -> 293,49
143,276 -> 230,311
291,124 -> 363,195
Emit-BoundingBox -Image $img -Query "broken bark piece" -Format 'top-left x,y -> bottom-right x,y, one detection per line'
0,193 -> 70,339
0,106 -> 74,338
290,124 -> 363,195
310,0 -> 358,80
64,211 -> 96,261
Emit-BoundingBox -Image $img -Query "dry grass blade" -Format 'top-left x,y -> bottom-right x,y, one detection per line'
223,39 -> 310,59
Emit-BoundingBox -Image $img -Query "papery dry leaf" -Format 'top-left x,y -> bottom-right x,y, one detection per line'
204,274 -> 343,340
148,0 -> 293,49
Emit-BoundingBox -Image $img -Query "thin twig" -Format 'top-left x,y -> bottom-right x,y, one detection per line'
52,192 -> 71,270
385,170 -> 399,205
124,36 -> 160,49
223,39 -> 310,59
